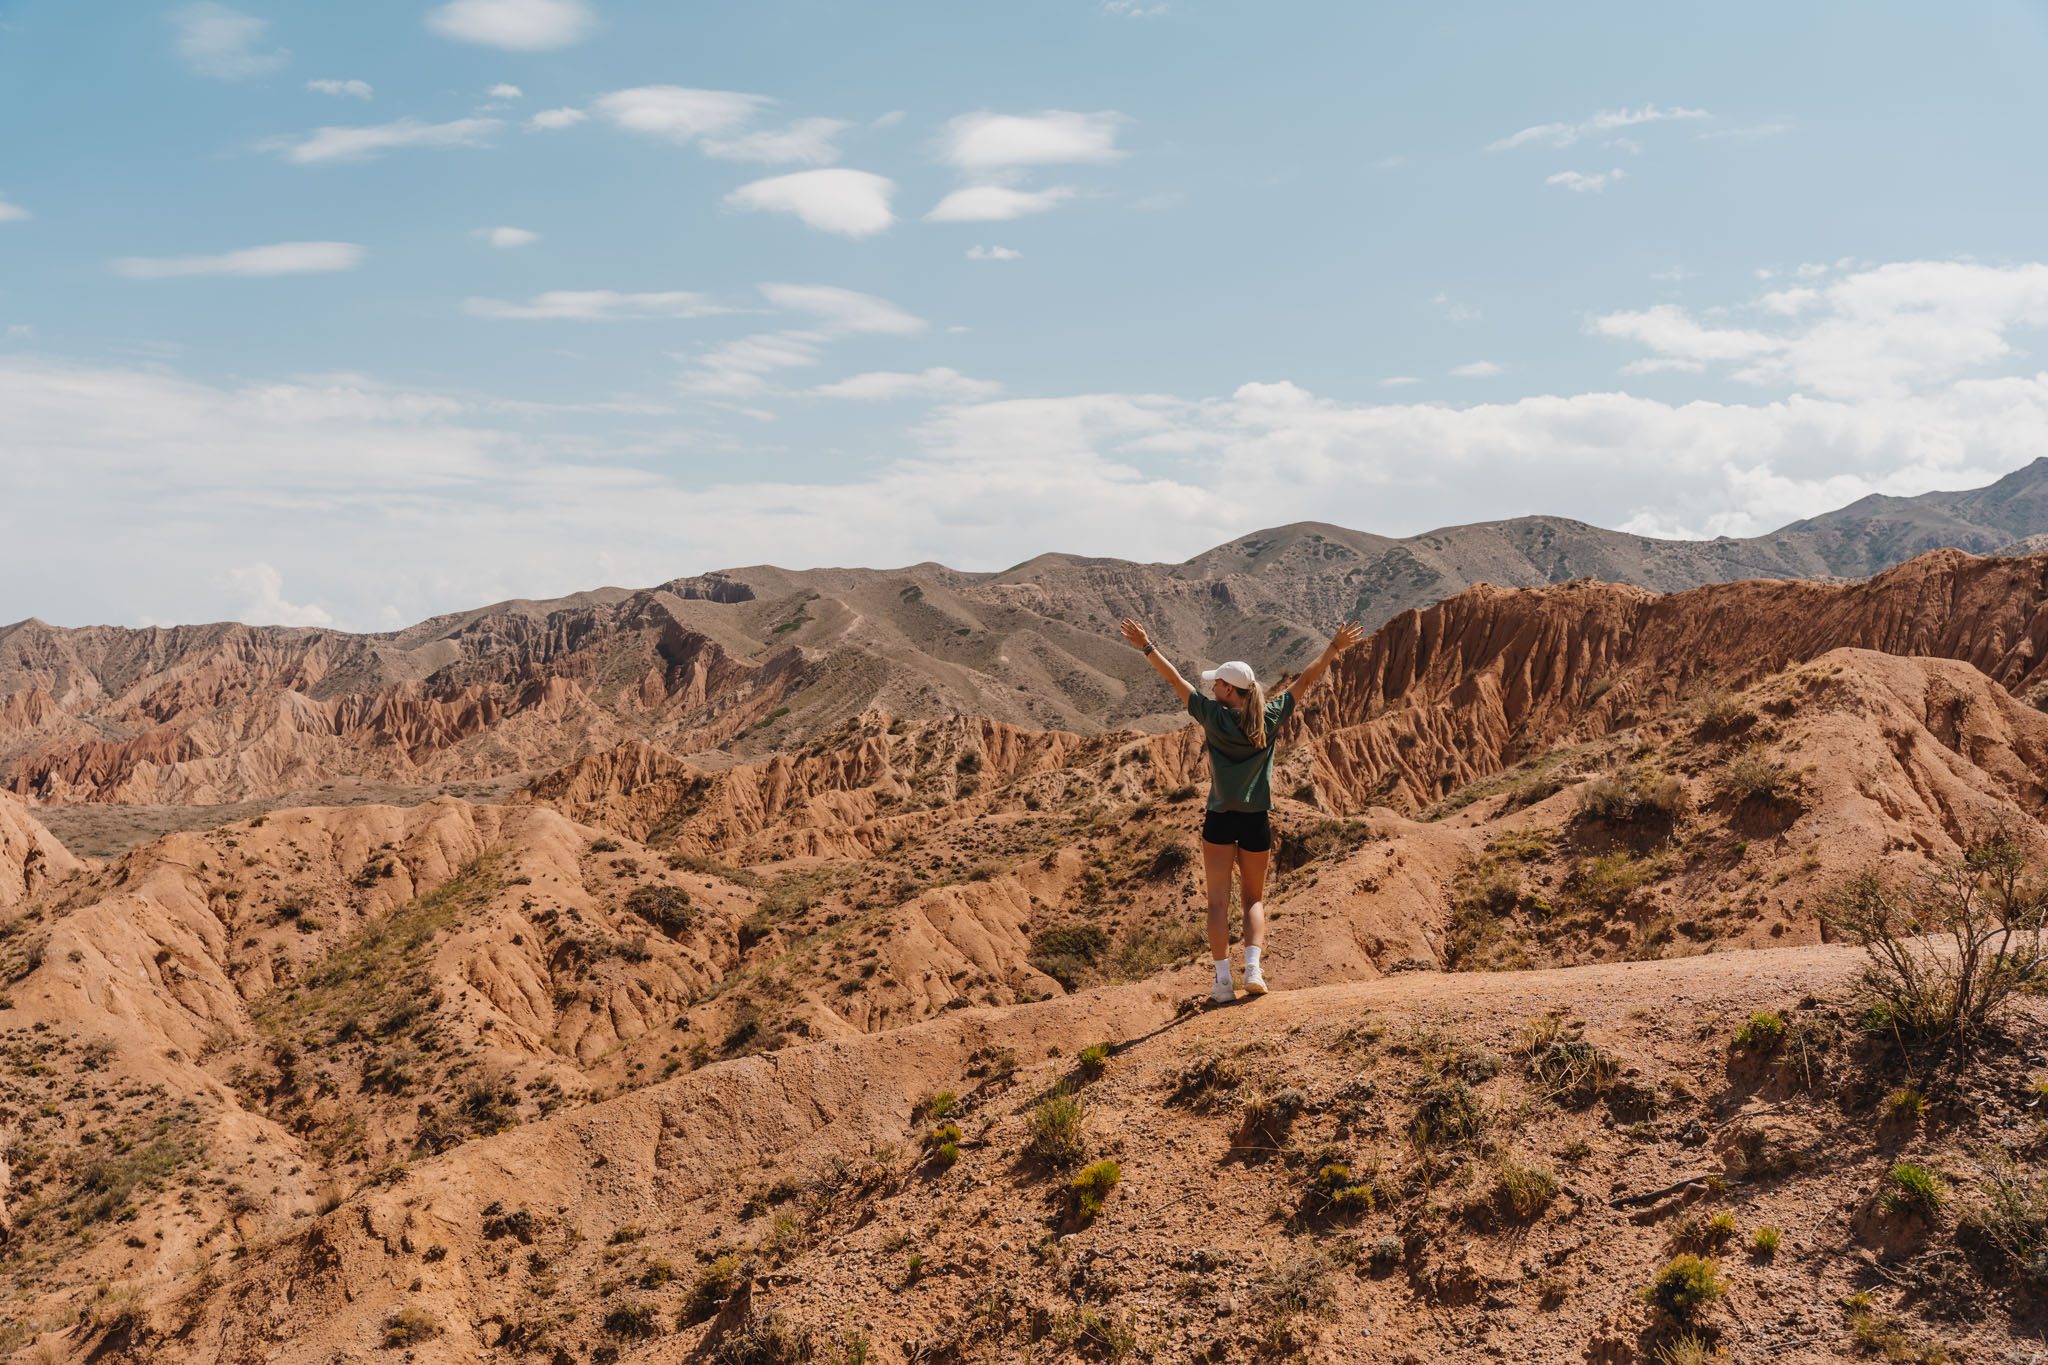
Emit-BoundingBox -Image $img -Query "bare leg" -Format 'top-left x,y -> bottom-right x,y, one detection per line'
1202,839 -> 1237,962
1237,847 -> 1270,950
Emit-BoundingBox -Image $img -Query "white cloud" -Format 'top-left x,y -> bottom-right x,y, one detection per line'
1451,361 -> 1502,377
966,244 -> 1021,261
272,117 -> 501,164
1378,376 -> 1422,387
926,185 -> 1073,223
465,290 -> 725,320
1433,292 -> 1479,323
1697,123 -> 1790,142
725,169 -> 895,238
1103,0 -> 1168,13
0,197 -> 29,223
814,368 -> 1002,400
1650,265 -> 1696,283
489,83 -> 524,99
703,117 -> 850,165
172,4 -> 287,80
941,111 -> 1126,169
10,310 -> 2048,629
1619,357 -> 1706,375
225,562 -> 333,627
476,226 -> 540,249
677,285 -> 923,396
1489,104 -> 1708,152
425,0 -> 594,50
593,86 -> 767,143
1591,261 -> 2048,399
528,107 -> 586,131
1545,168 -> 1626,193
760,283 -> 923,336
111,242 -> 364,279
307,78 -> 372,100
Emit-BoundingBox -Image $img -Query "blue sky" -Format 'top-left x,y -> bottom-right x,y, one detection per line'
4,1 -> 2047,629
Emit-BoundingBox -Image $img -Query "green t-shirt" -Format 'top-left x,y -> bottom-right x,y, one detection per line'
1186,689 -> 1295,812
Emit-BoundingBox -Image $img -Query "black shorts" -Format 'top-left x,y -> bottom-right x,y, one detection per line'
1201,809 -> 1273,853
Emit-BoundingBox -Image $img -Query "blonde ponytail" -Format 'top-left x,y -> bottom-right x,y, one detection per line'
1238,681 -> 1268,748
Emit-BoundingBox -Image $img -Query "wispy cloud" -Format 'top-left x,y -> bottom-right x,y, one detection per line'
927,185 -> 1073,222
704,117 -> 850,165
307,78 -> 372,100
1697,123 -> 1790,142
172,3 -> 288,80
941,111 -> 1126,169
425,0 -> 594,50
1378,375 -> 1422,387
1103,0 -> 1168,14
111,241 -> 364,279
0,196 -> 30,224
593,86 -> 767,143
1489,104 -> 1707,152
1546,168 -> 1626,193
1450,361 -> 1502,377
1433,292 -> 1479,323
966,244 -> 1021,261
488,83 -> 523,100
814,368 -> 1001,400
725,169 -> 895,238
475,226 -> 540,249
270,117 -> 502,164
762,284 -> 923,336
679,285 -> 924,396
528,107 -> 587,131
464,290 -> 727,321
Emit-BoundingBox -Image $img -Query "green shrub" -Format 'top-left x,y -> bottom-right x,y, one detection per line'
1717,749 -> 1796,806
1239,1086 -> 1308,1150
1888,1087 -> 1926,1120
1822,833 -> 2048,1049
1410,1078 -> 1483,1150
1957,1151 -> 2048,1283
1068,1159 -> 1122,1223
603,1300 -> 663,1338
1306,1162 -> 1379,1219
1641,1254 -> 1725,1325
624,884 -> 691,936
1750,1225 -> 1782,1258
1076,1043 -> 1111,1078
1577,766 -> 1689,827
1734,1011 -> 1786,1049
1883,1161 -> 1946,1215
1519,1014 -> 1618,1107
1026,1091 -> 1087,1168
1569,852 -> 1652,913
682,1254 -> 750,1325
1028,924 -> 1109,990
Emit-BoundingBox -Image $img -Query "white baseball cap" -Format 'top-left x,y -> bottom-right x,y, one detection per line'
1200,660 -> 1257,689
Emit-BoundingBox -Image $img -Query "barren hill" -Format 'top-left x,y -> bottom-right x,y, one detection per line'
7,462 -> 2048,823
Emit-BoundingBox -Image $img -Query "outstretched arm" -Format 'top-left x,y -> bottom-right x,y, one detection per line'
1119,618 -> 1194,705
1277,621 -> 1366,700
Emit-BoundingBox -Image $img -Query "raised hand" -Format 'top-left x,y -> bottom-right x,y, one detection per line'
1326,621 -> 1366,656
1119,618 -> 1152,652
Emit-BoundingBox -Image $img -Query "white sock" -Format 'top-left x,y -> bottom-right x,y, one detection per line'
1213,958 -> 1232,985
1245,944 -> 1262,973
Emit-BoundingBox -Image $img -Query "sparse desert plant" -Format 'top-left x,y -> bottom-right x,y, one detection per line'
1888,1087 -> 1927,1121
1577,765 -> 1689,828
1957,1150 -> 2048,1284
1492,1158 -> 1558,1222
1821,831 -> 2048,1050
1305,1161 -> 1379,1219
1654,1334 -> 1723,1365
1026,1090 -> 1087,1168
1167,1052 -> 1244,1110
705,1310 -> 814,1365
1641,1254 -> 1725,1325
1238,1085 -> 1308,1151
1068,1159 -> 1122,1224
1027,923 -> 1109,991
1693,691 -> 1755,742
1409,1077 -> 1484,1150
1519,1013 -> 1618,1107
623,883 -> 691,936
382,1307 -> 440,1347
1569,851 -> 1653,913
1734,1011 -> 1787,1050
603,1300 -> 663,1338
1717,748 -> 1797,807
1076,1042 -> 1111,1079
1882,1161 -> 1946,1216
682,1254 -> 750,1326
914,1090 -> 957,1122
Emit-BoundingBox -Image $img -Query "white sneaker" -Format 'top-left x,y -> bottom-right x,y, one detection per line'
1243,965 -> 1268,996
1209,978 -> 1236,1005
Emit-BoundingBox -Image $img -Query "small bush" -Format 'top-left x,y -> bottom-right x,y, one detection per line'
1239,1086 -> 1308,1150
1577,765 -> 1689,828
603,1300 -> 664,1338
1569,852 -> 1653,913
1822,832 -> 2048,1049
1641,1254 -> 1725,1325
1519,1014 -> 1618,1107
1028,924 -> 1109,991
1493,1158 -> 1558,1222
1068,1159 -> 1122,1223
383,1307 -> 441,1347
1653,1334 -> 1722,1365
1717,748 -> 1796,806
1410,1078 -> 1484,1150
682,1254 -> 750,1325
1751,1225 -> 1782,1258
1958,1151 -> 2048,1284
1883,1161 -> 1946,1216
1306,1161 -> 1380,1219
1076,1042 -> 1112,1078
624,884 -> 692,936
1734,1011 -> 1786,1049
589,837 -> 622,853
1888,1087 -> 1926,1121
1026,1091 -> 1087,1168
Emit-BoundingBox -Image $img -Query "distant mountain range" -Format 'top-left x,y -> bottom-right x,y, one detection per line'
4,456 -> 2046,809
